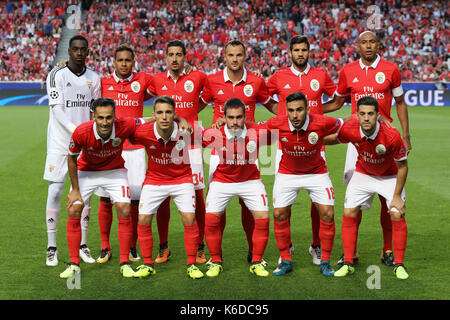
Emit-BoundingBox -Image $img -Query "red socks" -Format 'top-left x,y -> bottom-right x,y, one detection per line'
319,220 -> 335,261
205,213 -> 223,263
195,189 -> 206,245
391,218 -> 407,264
379,195 -> 393,252
341,215 -> 359,264
251,218 -> 269,263
310,203 -> 321,247
184,222 -> 200,265
274,219 -> 292,261
67,217 -> 81,265
129,203 -> 139,248
117,217 -> 133,264
137,223 -> 153,265
240,198 -> 254,253
98,200 -> 113,250
156,197 -> 171,245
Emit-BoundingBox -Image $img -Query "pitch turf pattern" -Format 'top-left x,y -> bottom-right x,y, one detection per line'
0,105 -> 449,300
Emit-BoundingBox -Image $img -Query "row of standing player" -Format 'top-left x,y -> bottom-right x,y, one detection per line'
44,31 -> 411,279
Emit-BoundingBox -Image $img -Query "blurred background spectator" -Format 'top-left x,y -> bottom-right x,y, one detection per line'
0,0 -> 448,83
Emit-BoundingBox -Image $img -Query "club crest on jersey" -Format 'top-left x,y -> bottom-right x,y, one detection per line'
87,80 -> 93,89
131,81 -> 141,93
112,138 -> 122,147
308,132 -> 319,144
246,140 -> 257,153
310,79 -> 320,91
49,164 -> 55,172
244,84 -> 253,97
175,140 -> 186,151
375,72 -> 385,84
375,144 -> 386,154
184,80 -> 194,93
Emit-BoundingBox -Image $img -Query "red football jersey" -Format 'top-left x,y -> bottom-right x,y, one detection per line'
267,64 -> 336,116
200,68 -> 270,123
202,122 -> 272,183
69,117 -> 142,171
149,70 -> 207,126
101,72 -> 153,150
335,55 -> 404,121
337,119 -> 407,176
260,114 -> 343,175
129,121 -> 194,185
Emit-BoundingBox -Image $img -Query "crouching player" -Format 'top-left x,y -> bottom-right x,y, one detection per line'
326,96 -> 409,280
130,96 -> 204,279
202,98 -> 271,277
60,97 -> 148,279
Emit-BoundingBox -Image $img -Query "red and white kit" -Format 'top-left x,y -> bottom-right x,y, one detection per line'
69,117 -> 143,203
202,122 -> 272,212
259,114 -> 343,207
99,71 -> 153,199
337,119 -> 407,210
129,121 -> 196,215
150,69 -> 208,189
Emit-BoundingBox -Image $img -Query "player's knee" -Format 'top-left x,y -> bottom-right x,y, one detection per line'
68,205 -> 83,218
343,207 -> 359,217
318,205 -> 334,222
181,212 -> 196,226
115,202 -> 130,219
273,207 -> 289,222
47,182 -> 64,207
389,210 -> 404,220
138,214 -> 152,225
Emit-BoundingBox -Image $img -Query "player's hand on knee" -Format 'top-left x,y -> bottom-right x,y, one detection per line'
67,190 -> 84,209
389,197 -> 405,217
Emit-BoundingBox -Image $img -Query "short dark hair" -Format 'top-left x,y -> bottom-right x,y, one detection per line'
289,35 -> 310,51
224,98 -> 246,115
166,40 -> 186,55
114,43 -> 135,59
286,91 -> 308,106
154,96 -> 175,110
69,35 -> 88,48
91,97 -> 115,113
224,40 -> 246,53
357,96 -> 379,112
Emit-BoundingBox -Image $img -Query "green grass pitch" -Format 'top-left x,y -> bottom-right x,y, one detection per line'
0,104 -> 449,300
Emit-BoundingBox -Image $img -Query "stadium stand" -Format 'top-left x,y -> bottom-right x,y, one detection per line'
0,0 -> 448,83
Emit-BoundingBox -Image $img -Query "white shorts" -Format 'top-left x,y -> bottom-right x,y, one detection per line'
189,146 -> 205,190
206,179 -> 269,213
343,143 -> 358,184
95,148 -> 146,200
344,171 -> 406,212
273,172 -> 335,208
275,148 -> 326,174
43,153 -> 68,182
78,168 -> 131,204
139,183 -> 196,215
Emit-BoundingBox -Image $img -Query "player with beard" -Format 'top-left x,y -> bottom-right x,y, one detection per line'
267,35 -> 336,265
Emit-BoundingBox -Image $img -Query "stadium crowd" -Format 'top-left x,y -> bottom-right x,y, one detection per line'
0,0 -> 448,83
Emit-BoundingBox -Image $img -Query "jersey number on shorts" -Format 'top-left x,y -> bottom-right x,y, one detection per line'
192,172 -> 204,186
261,194 -> 268,206
325,187 -> 335,200
121,186 -> 131,199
